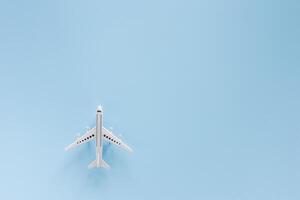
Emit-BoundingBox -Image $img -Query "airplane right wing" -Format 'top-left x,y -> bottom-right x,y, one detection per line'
102,127 -> 133,153
65,127 -> 96,151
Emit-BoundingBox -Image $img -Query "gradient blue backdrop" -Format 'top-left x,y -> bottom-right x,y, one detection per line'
0,0 -> 299,199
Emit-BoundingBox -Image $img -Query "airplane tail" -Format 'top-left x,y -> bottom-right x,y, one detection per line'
88,159 -> 110,169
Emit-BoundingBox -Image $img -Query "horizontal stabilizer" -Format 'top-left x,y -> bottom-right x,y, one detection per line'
88,159 -> 110,169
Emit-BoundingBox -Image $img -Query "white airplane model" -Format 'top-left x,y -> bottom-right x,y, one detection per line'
65,105 -> 132,169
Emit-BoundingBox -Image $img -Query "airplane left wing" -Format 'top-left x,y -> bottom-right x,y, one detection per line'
103,127 -> 133,153
65,127 -> 96,151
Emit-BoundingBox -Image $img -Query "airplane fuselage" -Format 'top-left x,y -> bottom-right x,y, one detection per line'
95,108 -> 103,167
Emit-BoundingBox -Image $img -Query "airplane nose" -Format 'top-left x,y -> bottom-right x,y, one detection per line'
97,105 -> 103,112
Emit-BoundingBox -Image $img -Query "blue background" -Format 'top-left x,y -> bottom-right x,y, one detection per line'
0,0 -> 299,199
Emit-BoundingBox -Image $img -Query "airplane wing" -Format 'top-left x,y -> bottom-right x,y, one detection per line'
65,127 -> 96,151
103,127 -> 133,153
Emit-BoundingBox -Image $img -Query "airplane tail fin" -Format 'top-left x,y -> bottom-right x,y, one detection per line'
88,159 -> 110,169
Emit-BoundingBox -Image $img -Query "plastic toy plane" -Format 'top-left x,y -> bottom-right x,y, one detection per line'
65,105 -> 132,169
